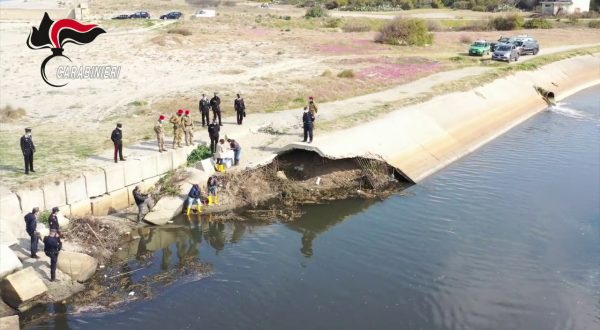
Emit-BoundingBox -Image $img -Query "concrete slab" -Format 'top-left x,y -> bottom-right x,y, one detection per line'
141,154 -> 159,180
156,151 -> 173,174
197,158 -> 216,175
41,181 -> 66,211
0,245 -> 22,279
84,171 -> 107,198
103,163 -> 125,193
57,251 -> 98,283
0,194 -> 21,222
0,299 -> 16,317
123,159 -> 142,186
142,176 -> 162,192
69,199 -> 91,218
0,267 -> 47,309
0,315 -> 19,330
172,147 -> 189,169
64,175 -> 87,204
90,195 -> 113,216
0,213 -> 24,248
107,187 -> 130,211
15,189 -> 44,215
144,196 -> 183,226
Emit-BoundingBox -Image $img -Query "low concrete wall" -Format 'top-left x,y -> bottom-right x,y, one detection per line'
0,141 -> 198,244
283,55 -> 600,183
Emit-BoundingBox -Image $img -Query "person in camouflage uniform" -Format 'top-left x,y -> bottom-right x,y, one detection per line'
154,115 -> 167,152
183,110 -> 195,146
308,96 -> 318,116
170,109 -> 184,148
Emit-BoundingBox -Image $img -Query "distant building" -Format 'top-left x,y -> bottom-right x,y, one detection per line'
540,0 -> 591,15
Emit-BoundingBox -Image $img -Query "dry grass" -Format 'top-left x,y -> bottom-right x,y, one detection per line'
167,27 -> 192,36
0,105 -> 26,122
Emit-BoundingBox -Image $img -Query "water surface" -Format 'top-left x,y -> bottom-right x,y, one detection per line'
26,85 -> 600,329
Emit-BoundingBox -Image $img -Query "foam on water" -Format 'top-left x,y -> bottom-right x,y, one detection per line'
549,103 -> 597,122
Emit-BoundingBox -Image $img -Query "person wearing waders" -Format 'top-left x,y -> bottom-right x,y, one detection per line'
199,93 -> 211,127
302,107 -> 315,143
208,120 -> 220,154
24,207 -> 41,258
207,175 -> 219,205
43,229 -> 62,282
186,184 -> 202,215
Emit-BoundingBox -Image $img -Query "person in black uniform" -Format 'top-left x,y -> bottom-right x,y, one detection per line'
20,127 -> 36,174
302,107 -> 315,143
234,93 -> 246,125
48,206 -> 61,235
111,123 -> 126,163
209,92 -> 222,126
207,120 -> 220,154
199,93 -> 211,127
24,207 -> 40,258
43,229 -> 62,281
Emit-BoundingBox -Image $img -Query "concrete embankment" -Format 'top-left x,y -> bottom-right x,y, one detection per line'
283,55 -> 600,183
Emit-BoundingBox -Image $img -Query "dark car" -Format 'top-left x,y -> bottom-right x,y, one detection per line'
112,14 -> 129,20
160,11 -> 182,19
492,44 -> 520,62
129,11 -> 150,19
490,36 -> 515,52
516,39 -> 540,55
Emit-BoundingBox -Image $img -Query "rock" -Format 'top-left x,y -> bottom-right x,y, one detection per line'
276,171 -> 288,180
56,251 -> 98,283
0,267 -> 48,309
0,298 -> 16,317
0,245 -> 22,279
0,315 -> 19,330
144,196 -> 184,226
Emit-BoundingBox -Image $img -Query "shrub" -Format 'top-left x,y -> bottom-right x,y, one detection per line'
431,0 -> 444,8
0,105 -> 26,121
325,17 -> 342,28
325,1 -> 339,9
342,21 -> 372,32
376,18 -> 433,46
427,20 -> 443,32
167,28 -> 192,36
337,69 -> 355,78
400,0 -> 415,10
524,18 -> 553,29
459,34 -> 472,44
321,69 -> 333,77
305,6 -> 327,18
471,5 -> 486,11
187,145 -> 212,165
589,20 -> 600,28
452,1 -> 471,9
490,15 -> 524,31
39,210 -> 51,225
459,20 -> 492,31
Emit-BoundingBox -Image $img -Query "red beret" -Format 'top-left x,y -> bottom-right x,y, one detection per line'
185,110 -> 190,115
177,109 -> 183,115
159,115 -> 165,121
309,96 -> 314,99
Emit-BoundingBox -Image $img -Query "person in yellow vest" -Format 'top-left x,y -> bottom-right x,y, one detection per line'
183,109 -> 195,146
169,109 -> 184,148
308,96 -> 318,116
154,115 -> 167,152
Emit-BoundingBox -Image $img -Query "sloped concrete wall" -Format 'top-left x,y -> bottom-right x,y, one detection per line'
282,55 -> 600,183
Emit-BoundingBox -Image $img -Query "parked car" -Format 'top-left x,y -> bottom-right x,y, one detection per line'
516,39 -> 540,55
490,36 -> 515,52
129,11 -> 150,19
492,44 -> 520,62
191,9 -> 216,19
468,40 -> 491,56
160,11 -> 182,20
112,14 -> 129,20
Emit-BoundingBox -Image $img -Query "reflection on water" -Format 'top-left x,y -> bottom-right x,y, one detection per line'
24,85 -> 600,330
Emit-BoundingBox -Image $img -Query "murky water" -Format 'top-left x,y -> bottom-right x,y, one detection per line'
25,85 -> 600,329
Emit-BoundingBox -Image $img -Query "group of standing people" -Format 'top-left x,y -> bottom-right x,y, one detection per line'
24,207 -> 63,281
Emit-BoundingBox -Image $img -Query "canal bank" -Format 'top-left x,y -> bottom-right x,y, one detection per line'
22,83 -> 600,330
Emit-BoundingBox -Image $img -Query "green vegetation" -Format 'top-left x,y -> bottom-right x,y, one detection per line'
490,14 -> 524,31
305,6 -> 328,18
187,145 -> 212,166
589,20 -> 600,28
39,210 -> 51,225
156,170 -> 180,196
523,18 -> 553,29
376,18 -> 433,46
